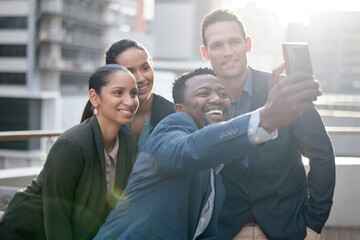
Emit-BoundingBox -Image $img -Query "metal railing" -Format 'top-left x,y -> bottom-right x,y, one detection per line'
0,127 -> 359,157
0,130 -> 62,141
0,130 -> 63,154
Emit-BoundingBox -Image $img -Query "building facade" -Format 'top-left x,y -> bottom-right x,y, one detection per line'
0,0 -> 150,168
288,11 -> 360,94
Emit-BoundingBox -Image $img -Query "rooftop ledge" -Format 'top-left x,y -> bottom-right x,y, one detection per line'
0,156 -> 358,180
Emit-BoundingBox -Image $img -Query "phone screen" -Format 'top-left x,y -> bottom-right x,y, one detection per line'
282,43 -> 313,75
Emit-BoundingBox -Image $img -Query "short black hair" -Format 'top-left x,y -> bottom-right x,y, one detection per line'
172,67 -> 216,104
105,38 -> 150,64
201,8 -> 246,47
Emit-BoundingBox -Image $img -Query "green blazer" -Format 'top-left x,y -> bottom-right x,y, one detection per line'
0,116 -> 138,240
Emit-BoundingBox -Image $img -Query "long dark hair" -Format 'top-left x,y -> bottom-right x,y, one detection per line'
80,64 -> 130,122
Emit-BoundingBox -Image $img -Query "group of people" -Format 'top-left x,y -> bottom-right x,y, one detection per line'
0,8 -> 335,240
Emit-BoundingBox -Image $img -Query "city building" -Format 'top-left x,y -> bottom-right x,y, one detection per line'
0,0 -> 151,168
287,11 -> 360,94
153,0 -> 221,73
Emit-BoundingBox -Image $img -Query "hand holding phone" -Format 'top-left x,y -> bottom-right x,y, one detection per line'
282,43 -> 314,75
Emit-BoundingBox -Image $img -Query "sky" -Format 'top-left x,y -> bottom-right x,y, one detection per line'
224,0 -> 360,26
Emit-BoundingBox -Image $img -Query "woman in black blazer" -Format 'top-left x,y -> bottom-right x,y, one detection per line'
0,64 -> 139,239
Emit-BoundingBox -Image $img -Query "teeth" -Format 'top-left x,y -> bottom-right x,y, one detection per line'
138,85 -> 147,91
119,110 -> 131,114
206,109 -> 223,115
224,60 -> 234,64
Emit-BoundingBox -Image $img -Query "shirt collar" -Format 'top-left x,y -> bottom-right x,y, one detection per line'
229,68 -> 253,103
107,135 -> 119,163
214,164 -> 224,175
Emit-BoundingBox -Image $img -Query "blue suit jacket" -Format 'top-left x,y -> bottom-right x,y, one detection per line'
95,112 -> 262,240
217,68 -> 336,240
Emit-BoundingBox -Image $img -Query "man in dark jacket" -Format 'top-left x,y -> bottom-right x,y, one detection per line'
200,8 -> 335,240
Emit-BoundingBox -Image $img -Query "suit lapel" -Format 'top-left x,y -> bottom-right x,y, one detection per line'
248,68 -> 271,171
89,116 -> 106,178
250,67 -> 270,111
114,128 -> 131,195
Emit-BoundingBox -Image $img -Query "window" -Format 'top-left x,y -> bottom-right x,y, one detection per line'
0,45 -> 26,57
0,98 -> 41,150
61,73 -> 88,95
61,46 -> 102,62
0,17 -> 27,29
0,72 -> 26,85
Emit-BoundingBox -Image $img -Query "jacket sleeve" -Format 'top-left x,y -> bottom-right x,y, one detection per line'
42,137 -> 84,240
292,108 -> 335,233
141,112 -> 258,175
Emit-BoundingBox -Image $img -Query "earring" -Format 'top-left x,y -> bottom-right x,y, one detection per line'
94,104 -> 98,115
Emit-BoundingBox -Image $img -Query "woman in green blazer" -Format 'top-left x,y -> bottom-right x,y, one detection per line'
0,64 -> 139,239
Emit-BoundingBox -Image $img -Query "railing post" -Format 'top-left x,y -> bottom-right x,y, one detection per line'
46,136 -> 54,154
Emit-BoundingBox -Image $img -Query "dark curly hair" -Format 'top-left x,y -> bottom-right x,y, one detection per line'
105,38 -> 151,64
172,67 -> 216,104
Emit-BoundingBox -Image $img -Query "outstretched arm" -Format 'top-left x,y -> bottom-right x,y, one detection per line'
293,108 -> 335,233
142,112 -> 255,175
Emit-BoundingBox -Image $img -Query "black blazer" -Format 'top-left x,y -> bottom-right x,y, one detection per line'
150,93 -> 175,132
217,68 -> 336,240
0,116 -> 137,240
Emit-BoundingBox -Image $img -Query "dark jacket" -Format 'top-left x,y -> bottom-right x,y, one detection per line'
0,116 -> 137,240
217,68 -> 335,240
150,93 -> 175,132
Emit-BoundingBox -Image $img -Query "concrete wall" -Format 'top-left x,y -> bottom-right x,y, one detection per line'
0,166 -> 41,187
322,113 -> 360,157
324,158 -> 360,228
328,133 -> 360,157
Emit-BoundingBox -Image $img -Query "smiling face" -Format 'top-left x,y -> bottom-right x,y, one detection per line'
175,74 -> 230,129
115,47 -> 154,103
201,21 -> 251,82
92,70 -> 139,128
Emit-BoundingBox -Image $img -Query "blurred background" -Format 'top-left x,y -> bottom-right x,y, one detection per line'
0,0 -> 359,237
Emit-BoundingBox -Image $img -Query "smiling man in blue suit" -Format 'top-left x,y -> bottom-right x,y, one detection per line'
94,67 -> 322,240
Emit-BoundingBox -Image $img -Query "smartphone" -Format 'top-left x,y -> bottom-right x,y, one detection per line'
282,43 -> 313,75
